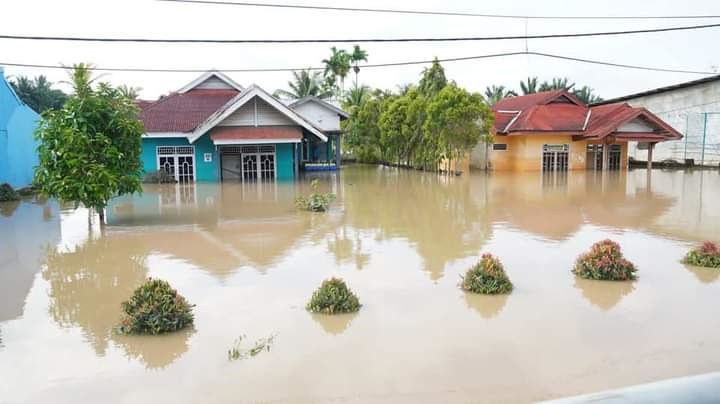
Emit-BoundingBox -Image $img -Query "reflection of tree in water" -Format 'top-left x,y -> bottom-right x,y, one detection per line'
42,235 -> 149,356
574,278 -> 636,311
0,201 -> 20,217
310,313 -> 357,335
112,329 -> 193,370
326,226 -> 370,270
464,292 -> 509,319
339,167 -> 491,280
684,265 -> 720,284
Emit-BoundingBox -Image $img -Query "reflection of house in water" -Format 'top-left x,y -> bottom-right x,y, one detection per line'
484,172 -> 676,241
0,200 -> 60,322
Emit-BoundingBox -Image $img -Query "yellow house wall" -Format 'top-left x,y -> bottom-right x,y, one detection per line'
490,134 -> 628,171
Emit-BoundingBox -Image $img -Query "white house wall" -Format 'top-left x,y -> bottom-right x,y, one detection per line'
621,79 -> 720,165
292,102 -> 341,132
194,76 -> 237,90
218,96 -> 295,127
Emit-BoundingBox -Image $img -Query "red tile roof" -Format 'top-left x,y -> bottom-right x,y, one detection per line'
492,90 -> 682,142
140,89 -> 240,132
210,126 -> 302,142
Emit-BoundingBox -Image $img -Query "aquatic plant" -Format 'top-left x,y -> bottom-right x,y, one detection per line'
0,183 -> 20,202
306,277 -> 361,314
117,278 -> 195,335
143,169 -> 177,184
683,241 -> 720,269
573,239 -> 637,281
459,253 -> 513,294
227,334 -> 275,361
295,179 -> 335,212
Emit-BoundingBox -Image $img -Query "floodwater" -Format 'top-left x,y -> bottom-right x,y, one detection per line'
1,166 -> 719,403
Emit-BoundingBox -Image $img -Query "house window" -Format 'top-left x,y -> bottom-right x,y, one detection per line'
608,144 -> 622,170
492,143 -> 508,151
156,146 -> 195,183
220,145 -> 276,182
542,144 -> 569,172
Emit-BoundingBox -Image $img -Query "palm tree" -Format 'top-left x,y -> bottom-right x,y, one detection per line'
273,70 -> 332,99
63,63 -> 99,97
484,85 -> 517,105
572,86 -> 603,104
349,45 -> 369,86
118,85 -> 142,100
322,47 -> 351,97
519,76 -> 539,95
343,84 -> 370,110
539,77 -> 575,92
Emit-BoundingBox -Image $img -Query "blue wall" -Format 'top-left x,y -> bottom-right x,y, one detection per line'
0,70 -> 40,188
141,133 -> 298,181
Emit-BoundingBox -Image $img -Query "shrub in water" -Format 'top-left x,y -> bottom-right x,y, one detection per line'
0,183 -> 20,202
683,241 -> 720,269
118,278 -> 195,335
573,239 -> 637,281
143,170 -> 177,184
295,179 -> 335,212
459,253 -> 513,294
306,277 -> 361,314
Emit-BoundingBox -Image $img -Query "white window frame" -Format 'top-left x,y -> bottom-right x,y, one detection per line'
156,146 -> 197,182
541,144 -> 570,172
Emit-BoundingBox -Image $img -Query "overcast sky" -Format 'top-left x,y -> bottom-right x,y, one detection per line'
2,0 -> 719,100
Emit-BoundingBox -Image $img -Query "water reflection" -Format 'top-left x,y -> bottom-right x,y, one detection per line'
0,200 -> 20,217
463,292 -> 510,319
0,199 -> 60,322
310,313 -> 357,335
42,236 -> 148,355
684,265 -> 720,284
113,329 -> 193,370
574,278 -> 636,311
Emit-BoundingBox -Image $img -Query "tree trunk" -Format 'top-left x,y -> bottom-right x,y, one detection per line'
98,208 -> 106,227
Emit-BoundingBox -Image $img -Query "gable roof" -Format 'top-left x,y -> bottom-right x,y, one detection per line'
140,89 -> 240,133
594,74 -> 720,105
177,71 -> 244,94
493,90 -> 682,142
190,84 -> 328,143
289,96 -> 349,119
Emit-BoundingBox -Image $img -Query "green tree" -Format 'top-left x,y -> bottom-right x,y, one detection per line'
9,75 -> 67,113
343,90 -> 388,162
34,64 -> 144,224
519,76 -> 539,95
424,84 -> 493,169
349,45 -> 369,86
118,85 -> 143,100
418,58 -> 448,96
484,85 -> 517,105
539,77 -> 574,92
322,47 -> 352,96
274,69 -> 333,99
343,84 -> 370,111
572,86 -> 603,104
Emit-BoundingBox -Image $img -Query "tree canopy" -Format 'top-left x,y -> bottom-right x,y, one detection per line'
9,75 -> 67,113
488,76 -> 603,104
34,64 -> 144,223
274,69 -> 333,100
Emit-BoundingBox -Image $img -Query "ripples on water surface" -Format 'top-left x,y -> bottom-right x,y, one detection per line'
1,166 -> 719,403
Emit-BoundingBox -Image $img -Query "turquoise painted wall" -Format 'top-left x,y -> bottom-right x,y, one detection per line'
141,133 -> 297,181
141,134 -> 219,181
0,69 -> 40,188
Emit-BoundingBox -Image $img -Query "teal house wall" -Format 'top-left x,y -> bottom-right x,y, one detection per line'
0,68 -> 40,188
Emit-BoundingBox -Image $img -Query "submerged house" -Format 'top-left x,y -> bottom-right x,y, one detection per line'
138,71 -> 347,182
478,90 -> 682,171
0,67 -> 40,188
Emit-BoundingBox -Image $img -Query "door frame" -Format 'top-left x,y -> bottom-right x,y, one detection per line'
156,145 -> 196,182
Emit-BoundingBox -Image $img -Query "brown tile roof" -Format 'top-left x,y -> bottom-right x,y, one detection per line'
140,89 -> 239,132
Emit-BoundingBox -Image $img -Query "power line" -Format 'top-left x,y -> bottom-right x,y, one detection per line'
0,51 -> 715,75
156,0 -> 720,20
1,23 -> 719,44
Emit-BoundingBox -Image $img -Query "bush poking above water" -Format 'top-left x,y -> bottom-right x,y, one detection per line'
118,278 -> 195,335
573,239 -> 637,281
0,183 -> 20,202
684,241 -> 720,269
295,179 -> 335,212
306,278 -> 361,314
459,253 -> 513,294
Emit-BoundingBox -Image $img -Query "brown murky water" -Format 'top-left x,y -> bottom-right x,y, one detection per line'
1,166 -> 719,403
